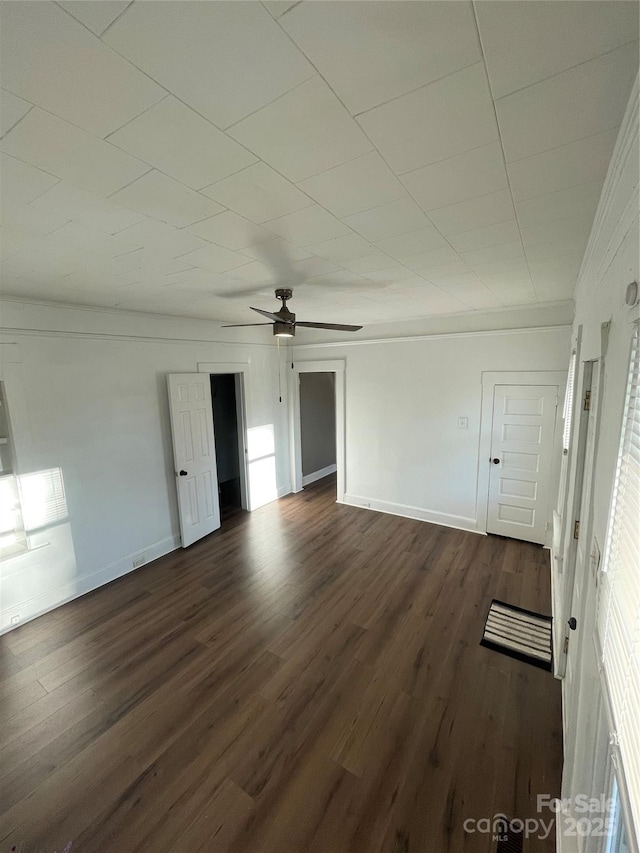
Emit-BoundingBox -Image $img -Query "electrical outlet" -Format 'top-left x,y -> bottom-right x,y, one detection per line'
10,614 -> 20,625
458,417 -> 468,429
133,556 -> 145,568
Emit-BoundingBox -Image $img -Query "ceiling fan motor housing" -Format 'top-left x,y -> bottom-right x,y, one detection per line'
274,288 -> 295,335
273,321 -> 295,337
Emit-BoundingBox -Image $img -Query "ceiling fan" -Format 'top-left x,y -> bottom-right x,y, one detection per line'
222,288 -> 363,337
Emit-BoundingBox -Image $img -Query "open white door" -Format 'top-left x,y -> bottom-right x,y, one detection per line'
487,384 -> 559,544
562,361 -> 601,774
555,361 -> 599,679
167,374 -> 220,548
551,330 -> 583,677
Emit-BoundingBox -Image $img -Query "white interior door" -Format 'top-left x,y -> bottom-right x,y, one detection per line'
563,362 -> 601,735
553,359 -> 594,677
167,374 -> 220,548
552,334 -> 582,677
487,384 -> 558,544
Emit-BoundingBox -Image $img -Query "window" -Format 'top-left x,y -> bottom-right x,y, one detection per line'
18,468 -> 68,531
563,350 -> 578,454
607,776 -> 631,853
557,349 -> 578,520
0,382 -> 27,558
598,323 -> 640,836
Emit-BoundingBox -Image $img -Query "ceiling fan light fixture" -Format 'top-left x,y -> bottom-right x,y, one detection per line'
273,321 -> 295,337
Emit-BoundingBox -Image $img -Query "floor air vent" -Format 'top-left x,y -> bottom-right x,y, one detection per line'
495,818 -> 524,853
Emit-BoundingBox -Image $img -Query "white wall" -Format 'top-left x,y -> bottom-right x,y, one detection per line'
294,322 -> 571,531
0,294 -> 573,632
0,299 -> 291,633
557,78 -> 639,848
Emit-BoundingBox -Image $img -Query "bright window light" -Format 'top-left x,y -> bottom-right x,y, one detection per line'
246,425 -> 278,509
0,476 -> 20,534
247,425 -> 275,462
248,456 -> 278,510
18,468 -> 68,531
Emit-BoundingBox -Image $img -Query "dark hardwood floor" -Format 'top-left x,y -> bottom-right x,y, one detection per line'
0,475 -> 562,853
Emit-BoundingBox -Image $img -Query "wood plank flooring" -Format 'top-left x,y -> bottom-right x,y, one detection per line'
0,475 -> 562,853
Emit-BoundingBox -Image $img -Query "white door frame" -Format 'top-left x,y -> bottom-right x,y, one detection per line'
478,371 -> 566,542
198,362 -> 250,512
290,359 -> 345,501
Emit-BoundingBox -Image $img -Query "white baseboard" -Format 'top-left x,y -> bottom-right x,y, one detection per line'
302,463 -> 337,487
342,494 -> 480,534
0,534 -> 180,635
278,483 -> 293,498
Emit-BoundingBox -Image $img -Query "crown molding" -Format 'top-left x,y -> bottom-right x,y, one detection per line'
0,295 -> 237,325
293,323 -> 572,349
0,326 -> 275,348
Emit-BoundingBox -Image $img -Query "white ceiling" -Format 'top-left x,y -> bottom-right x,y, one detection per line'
0,0 -> 638,327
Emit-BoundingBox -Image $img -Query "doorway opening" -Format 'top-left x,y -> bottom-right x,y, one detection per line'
299,372 -> 337,497
210,374 -> 247,521
291,360 -> 345,501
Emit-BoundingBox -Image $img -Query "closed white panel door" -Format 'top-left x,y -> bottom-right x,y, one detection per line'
487,385 -> 558,544
167,374 -> 220,548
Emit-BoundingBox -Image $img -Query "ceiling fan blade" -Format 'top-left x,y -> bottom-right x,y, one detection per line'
251,306 -> 287,322
220,322 -> 274,327
217,283 -> 275,299
295,321 -> 363,332
256,238 -> 297,283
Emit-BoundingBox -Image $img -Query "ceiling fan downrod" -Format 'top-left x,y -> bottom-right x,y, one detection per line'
273,288 -> 295,337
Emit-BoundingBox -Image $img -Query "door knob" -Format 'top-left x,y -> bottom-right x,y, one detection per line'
568,617 -> 577,630
179,470 -> 188,476
492,458 -> 500,464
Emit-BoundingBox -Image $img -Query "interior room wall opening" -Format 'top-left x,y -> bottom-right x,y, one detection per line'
299,371 -> 337,496
210,373 -> 247,521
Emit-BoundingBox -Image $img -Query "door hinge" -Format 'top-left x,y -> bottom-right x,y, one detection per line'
573,519 -> 580,539
564,635 -> 570,654
584,389 -> 591,411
